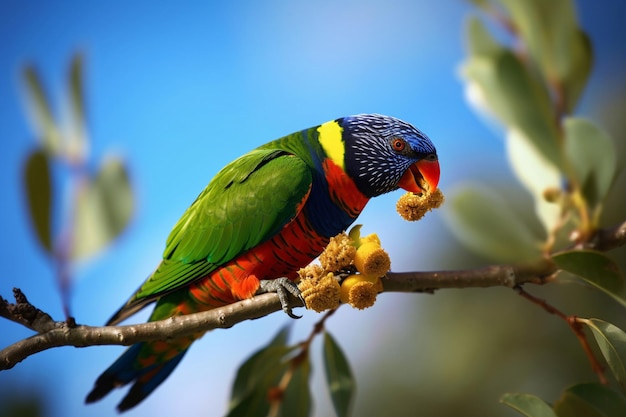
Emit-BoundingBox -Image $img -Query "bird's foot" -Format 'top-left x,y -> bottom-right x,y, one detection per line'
257,278 -> 304,319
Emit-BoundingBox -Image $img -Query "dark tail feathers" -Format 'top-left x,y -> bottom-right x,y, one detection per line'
86,343 -> 187,412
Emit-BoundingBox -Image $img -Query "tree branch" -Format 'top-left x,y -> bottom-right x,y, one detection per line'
384,259 -> 555,293
2,219 -> 625,371
1,292 -> 293,371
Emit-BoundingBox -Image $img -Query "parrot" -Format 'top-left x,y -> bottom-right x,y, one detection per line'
85,113 -> 440,411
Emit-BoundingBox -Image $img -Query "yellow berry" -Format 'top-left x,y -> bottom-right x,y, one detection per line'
353,242 -> 391,276
359,232 -> 381,247
339,274 -> 380,309
339,275 -> 361,304
348,281 -> 377,309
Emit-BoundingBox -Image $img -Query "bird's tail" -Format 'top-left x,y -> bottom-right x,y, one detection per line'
85,341 -> 190,412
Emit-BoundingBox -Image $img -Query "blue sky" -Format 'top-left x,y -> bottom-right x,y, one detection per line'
1,1 -> 625,417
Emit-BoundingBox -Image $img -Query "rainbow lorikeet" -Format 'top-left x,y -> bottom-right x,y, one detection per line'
86,114 -> 440,411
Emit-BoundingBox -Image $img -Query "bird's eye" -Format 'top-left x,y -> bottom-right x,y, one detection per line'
391,138 -> 406,152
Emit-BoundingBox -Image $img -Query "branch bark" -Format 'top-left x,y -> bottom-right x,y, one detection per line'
2,219 -> 625,371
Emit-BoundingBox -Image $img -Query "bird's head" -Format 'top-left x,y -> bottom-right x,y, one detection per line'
338,114 -> 440,198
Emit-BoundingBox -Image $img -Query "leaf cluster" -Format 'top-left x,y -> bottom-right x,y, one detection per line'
451,1 -> 626,415
20,53 -> 134,313
452,0 -> 617,258
227,323 -> 355,417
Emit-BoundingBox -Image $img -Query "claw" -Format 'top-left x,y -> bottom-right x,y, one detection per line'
257,278 -> 304,319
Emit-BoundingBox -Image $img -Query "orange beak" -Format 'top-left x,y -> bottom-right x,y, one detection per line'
398,159 -> 440,194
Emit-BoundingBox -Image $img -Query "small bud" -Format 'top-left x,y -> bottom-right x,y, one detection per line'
298,264 -> 324,281
319,232 -> 357,273
542,187 -> 562,203
396,188 -> 444,222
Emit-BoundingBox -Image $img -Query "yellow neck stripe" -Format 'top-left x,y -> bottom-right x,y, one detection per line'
317,120 -> 345,170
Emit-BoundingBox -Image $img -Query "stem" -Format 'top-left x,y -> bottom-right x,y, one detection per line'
54,156 -> 89,320
267,308 -> 337,416
302,308 -> 337,349
514,285 -> 608,384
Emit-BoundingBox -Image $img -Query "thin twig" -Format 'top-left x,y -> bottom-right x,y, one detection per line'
268,308 -> 337,417
514,285 -> 608,385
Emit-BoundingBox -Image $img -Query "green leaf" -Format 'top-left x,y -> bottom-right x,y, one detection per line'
496,0 -> 580,85
348,224 -> 362,244
498,0 -> 592,111
582,319 -> 626,393
229,325 -> 291,404
68,53 -> 85,132
466,16 -> 501,57
560,29 -> 593,112
227,391 -> 270,417
72,157 -> 134,259
66,52 -> 88,161
506,128 -> 562,233
553,383 -> 626,417
462,50 -> 562,169
500,392 -> 557,417
563,118 -> 616,208
23,149 -> 53,253
21,65 -> 62,155
552,250 -> 625,306
323,332 -> 355,417
278,356 -> 312,417
467,0 -> 490,9
443,183 -> 542,263
228,325 -> 295,417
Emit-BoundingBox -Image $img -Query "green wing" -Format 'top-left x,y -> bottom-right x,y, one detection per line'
109,149 -> 312,324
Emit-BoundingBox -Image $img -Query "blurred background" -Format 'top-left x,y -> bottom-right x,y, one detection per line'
1,1 -> 625,416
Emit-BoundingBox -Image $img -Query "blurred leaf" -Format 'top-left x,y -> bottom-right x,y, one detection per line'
23,149 -> 53,253
21,65 -> 62,155
563,118 -> 616,208
497,0 -> 576,79
500,392 -> 557,417
227,391 -> 270,417
68,53 -> 85,131
66,52 -> 88,162
444,183 -> 542,263
468,0 -> 490,8
323,331 -> 355,417
230,325 -> 291,404
552,250 -> 625,306
492,0 -> 591,111
560,30 -> 593,112
582,319 -> 626,392
506,128 -> 562,233
278,356 -> 312,417
553,383 -> 626,417
0,389 -> 45,417
466,16 -> 501,57
462,50 -> 561,169
72,157 -> 133,259
228,325 -> 295,417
